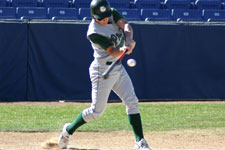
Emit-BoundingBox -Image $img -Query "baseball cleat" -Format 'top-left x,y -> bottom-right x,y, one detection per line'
134,138 -> 152,150
58,123 -> 71,149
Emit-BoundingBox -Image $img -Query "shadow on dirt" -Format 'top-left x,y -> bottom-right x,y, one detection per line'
69,148 -> 99,150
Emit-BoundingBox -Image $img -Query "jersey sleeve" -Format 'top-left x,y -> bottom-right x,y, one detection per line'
88,33 -> 113,50
111,8 -> 126,23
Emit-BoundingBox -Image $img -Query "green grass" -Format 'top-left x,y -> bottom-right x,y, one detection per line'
0,103 -> 225,135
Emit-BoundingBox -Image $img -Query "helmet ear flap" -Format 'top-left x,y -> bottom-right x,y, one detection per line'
90,0 -> 112,20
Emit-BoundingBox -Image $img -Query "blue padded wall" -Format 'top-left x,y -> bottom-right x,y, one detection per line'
27,23 -> 93,100
0,22 -> 28,100
1,21 -> 225,101
130,23 -> 225,100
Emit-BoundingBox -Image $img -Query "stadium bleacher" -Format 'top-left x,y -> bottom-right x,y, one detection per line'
134,0 -> 161,9
141,9 -> 172,21
172,9 -> 203,21
164,0 -> 191,10
117,8 -> 141,20
108,0 -> 131,8
0,0 -> 7,7
17,7 -> 47,19
195,0 -> 222,10
48,7 -> 78,20
0,7 -> 16,18
12,0 -> 39,7
79,8 -> 91,20
0,0 -> 224,21
203,9 -> 225,21
73,0 -> 90,8
43,0 -> 69,8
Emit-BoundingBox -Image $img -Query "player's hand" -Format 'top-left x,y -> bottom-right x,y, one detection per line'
120,46 -> 133,55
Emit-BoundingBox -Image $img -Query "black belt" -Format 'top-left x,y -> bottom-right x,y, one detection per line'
106,61 -> 112,65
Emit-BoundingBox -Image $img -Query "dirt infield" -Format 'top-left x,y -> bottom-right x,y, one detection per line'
0,130 -> 225,150
0,101 -> 225,150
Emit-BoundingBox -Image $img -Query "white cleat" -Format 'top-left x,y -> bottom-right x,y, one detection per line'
134,138 -> 152,150
58,123 -> 71,149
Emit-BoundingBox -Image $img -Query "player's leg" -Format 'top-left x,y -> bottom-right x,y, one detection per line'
112,66 -> 143,141
112,66 -> 151,150
66,65 -> 118,132
81,64 -> 119,123
59,64 -> 119,148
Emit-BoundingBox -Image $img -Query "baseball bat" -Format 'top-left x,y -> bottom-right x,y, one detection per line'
102,49 -> 128,79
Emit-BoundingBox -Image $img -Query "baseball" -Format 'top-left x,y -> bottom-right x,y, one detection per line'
127,59 -> 136,67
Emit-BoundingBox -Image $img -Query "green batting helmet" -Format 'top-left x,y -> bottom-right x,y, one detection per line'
90,0 -> 112,20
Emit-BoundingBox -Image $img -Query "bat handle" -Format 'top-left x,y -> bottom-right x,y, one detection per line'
102,49 -> 128,79
119,49 -> 128,61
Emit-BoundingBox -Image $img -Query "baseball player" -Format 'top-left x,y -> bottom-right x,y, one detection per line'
58,0 -> 151,150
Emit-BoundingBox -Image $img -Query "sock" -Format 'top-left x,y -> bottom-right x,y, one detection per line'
128,113 -> 144,142
66,112 -> 86,135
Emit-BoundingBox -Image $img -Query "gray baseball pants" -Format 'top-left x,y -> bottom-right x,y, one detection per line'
82,59 -> 140,122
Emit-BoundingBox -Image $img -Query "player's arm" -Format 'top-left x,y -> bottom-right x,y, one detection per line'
112,8 -> 136,54
117,20 -> 135,55
88,34 -> 129,57
117,19 -> 133,42
106,45 -> 130,57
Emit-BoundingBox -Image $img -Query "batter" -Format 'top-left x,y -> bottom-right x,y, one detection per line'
58,0 -> 151,150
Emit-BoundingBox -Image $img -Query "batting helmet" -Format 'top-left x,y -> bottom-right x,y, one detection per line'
90,0 -> 112,20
